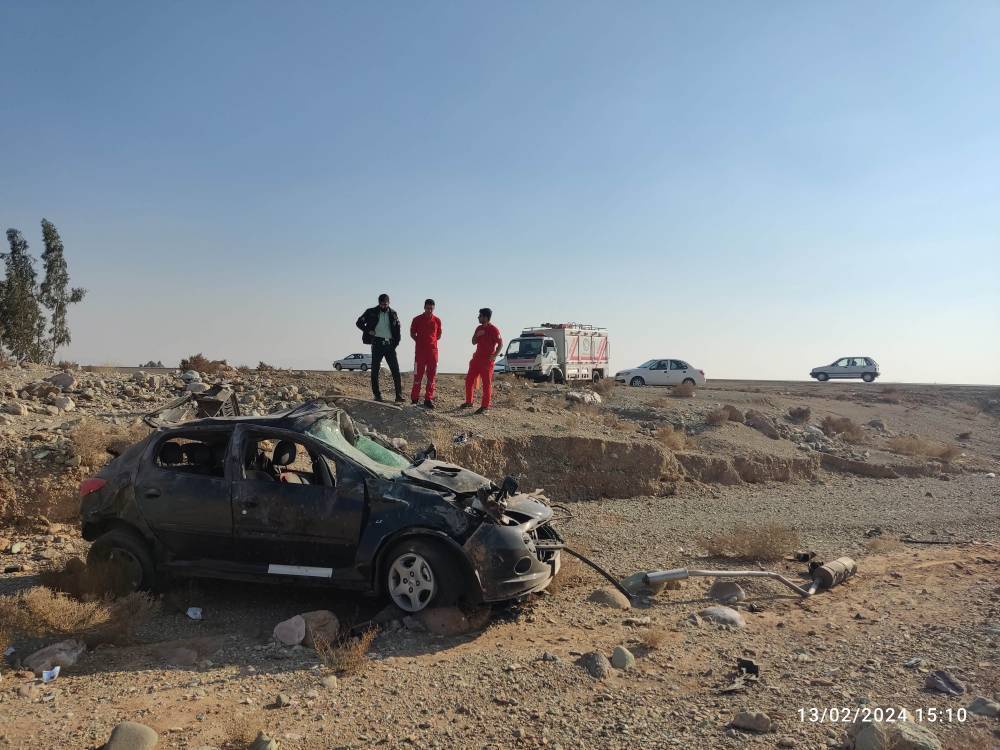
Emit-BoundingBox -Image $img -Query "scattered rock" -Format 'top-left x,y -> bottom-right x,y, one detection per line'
867,418 -> 886,431
416,605 -> 489,636
249,732 -> 279,750
23,639 -> 85,675
924,669 -> 965,696
697,606 -> 746,628
300,610 -> 340,647
186,382 -> 210,393
321,675 -> 339,690
611,646 -> 635,670
103,721 -> 158,750
49,395 -> 75,411
578,651 -> 613,679
707,580 -> 746,604
273,692 -> 291,708
731,710 -> 771,733
566,390 -> 602,405
273,615 -> 306,646
587,587 -> 631,611
967,696 -> 1000,717
848,718 -> 941,750
2,402 -> 28,416
744,409 -> 780,439
47,372 -> 77,389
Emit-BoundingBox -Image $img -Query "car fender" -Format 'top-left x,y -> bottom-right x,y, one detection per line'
372,527 -> 481,597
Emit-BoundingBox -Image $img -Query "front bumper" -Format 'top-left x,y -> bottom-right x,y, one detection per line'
464,521 -> 564,602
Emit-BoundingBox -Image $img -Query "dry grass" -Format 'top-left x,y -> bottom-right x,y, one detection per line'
700,522 -> 799,562
71,420 -> 150,467
864,537 -> 904,554
0,587 -> 157,652
705,408 -> 729,427
37,558 -> 136,599
787,406 -> 811,424
672,382 -> 696,398
640,627 -> 669,650
179,353 -> 231,376
820,415 -> 865,444
656,425 -> 688,451
217,715 -> 257,749
592,377 -> 616,397
545,555 -> 585,596
312,628 -> 376,676
887,435 -> 961,463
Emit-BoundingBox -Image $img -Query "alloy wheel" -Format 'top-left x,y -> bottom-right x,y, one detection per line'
388,552 -> 436,612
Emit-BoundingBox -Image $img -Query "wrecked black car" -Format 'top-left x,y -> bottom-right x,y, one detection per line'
78,400 -> 563,612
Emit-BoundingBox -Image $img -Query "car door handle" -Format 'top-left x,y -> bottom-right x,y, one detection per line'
144,488 -> 161,498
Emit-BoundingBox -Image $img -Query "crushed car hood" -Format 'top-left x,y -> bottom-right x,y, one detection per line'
401,460 -> 491,495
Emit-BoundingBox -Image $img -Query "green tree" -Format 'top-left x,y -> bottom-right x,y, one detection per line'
38,219 -> 86,358
1,229 -> 47,361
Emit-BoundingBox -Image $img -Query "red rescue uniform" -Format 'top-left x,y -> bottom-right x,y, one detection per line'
410,312 -> 442,402
465,322 -> 502,408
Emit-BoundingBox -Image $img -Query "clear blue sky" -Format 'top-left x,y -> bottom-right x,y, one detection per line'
2,1 -> 998,382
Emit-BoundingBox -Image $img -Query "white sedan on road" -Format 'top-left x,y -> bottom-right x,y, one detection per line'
333,353 -> 383,372
615,359 -> 706,387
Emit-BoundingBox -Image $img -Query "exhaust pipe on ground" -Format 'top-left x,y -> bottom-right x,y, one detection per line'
643,556 -> 857,599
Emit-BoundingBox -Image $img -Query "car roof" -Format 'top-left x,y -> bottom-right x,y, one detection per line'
161,399 -> 339,431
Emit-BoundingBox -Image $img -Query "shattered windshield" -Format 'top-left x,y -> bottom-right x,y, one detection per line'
507,338 -> 542,358
306,414 -> 410,478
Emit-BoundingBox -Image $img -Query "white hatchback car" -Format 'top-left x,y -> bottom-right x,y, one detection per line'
333,353 -> 378,372
615,359 -> 706,387
810,357 -> 879,382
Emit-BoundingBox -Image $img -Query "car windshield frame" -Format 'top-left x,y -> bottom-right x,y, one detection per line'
637,359 -> 658,369
305,413 -> 410,479
507,338 -> 543,358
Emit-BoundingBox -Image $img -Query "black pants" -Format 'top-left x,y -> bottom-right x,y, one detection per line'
371,339 -> 402,399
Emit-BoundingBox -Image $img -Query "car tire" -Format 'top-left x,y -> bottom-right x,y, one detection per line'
360,364 -> 368,372
630,376 -> 645,387
87,527 -> 156,594
862,373 -> 875,383
816,372 -> 829,382
334,363 -> 342,371
682,377 -> 695,386
385,539 -> 462,613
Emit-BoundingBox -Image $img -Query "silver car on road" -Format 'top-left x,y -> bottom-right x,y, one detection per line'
810,357 -> 880,382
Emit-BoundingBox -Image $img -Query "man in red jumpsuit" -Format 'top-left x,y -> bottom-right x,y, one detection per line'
461,307 -> 503,414
410,298 -> 442,408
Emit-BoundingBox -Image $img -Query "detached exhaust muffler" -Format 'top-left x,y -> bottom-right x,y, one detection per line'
643,556 -> 857,599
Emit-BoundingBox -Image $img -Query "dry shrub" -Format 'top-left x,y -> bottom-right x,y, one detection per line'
0,587 -> 157,650
672,382 -> 696,398
545,555 -> 585,596
820,416 -> 865,444
700,522 -> 799,562
705,408 -> 729,427
656,426 -> 687,451
71,420 -> 150,467
721,404 -> 744,422
887,436 -> 961,463
651,397 -> 672,409
38,558 -> 134,599
257,361 -> 276,371
641,627 -> 668,650
787,406 -> 811,424
864,537 -> 904,554
313,628 -> 376,676
217,715 -> 257,749
179,353 -> 230,376
56,360 -> 78,370
592,377 -> 616,397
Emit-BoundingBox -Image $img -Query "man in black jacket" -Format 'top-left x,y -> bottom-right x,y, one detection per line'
355,293 -> 404,402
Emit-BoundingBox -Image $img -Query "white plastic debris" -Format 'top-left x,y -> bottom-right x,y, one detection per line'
42,665 -> 60,683
186,607 -> 203,620
987,472 -> 996,478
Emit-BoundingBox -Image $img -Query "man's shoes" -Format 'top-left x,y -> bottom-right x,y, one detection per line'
475,407 -> 490,415
459,402 -> 473,409
423,399 -> 435,409
411,398 -> 419,405
394,395 -> 406,404
373,396 -> 384,402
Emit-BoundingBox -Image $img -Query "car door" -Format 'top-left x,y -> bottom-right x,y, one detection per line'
831,358 -> 851,378
231,424 -> 366,575
133,427 -> 235,562
646,360 -> 669,385
669,359 -> 691,383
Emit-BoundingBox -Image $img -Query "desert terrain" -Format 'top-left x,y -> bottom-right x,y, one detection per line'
1,363 -> 998,750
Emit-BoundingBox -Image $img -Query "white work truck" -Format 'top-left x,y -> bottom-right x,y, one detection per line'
503,323 -> 609,383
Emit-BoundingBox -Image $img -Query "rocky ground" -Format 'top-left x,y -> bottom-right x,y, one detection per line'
0,363 -> 998,749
